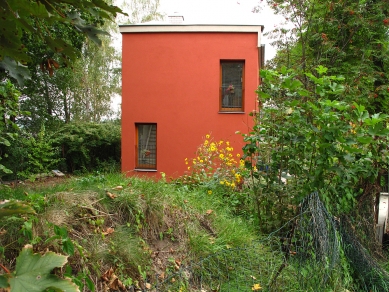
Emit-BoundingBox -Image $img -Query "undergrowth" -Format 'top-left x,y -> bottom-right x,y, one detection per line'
0,172 -> 259,291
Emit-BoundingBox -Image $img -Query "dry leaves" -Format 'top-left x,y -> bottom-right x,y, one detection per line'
101,268 -> 125,291
105,191 -> 117,199
206,209 -> 213,215
102,227 -> 114,236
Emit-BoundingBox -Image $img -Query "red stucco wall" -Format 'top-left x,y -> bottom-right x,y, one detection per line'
121,31 -> 259,179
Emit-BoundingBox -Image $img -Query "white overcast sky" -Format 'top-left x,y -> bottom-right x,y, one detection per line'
116,0 -> 283,61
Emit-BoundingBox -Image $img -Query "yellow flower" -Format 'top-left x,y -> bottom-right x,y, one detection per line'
200,160 -> 204,163
188,166 -> 191,170
204,140 -> 209,145
206,134 -> 210,139
252,283 -> 262,291
219,140 -> 224,145
230,183 -> 236,188
208,190 -> 212,195
237,153 -> 240,157
226,141 -> 230,146
219,154 -> 224,159
220,181 -> 225,185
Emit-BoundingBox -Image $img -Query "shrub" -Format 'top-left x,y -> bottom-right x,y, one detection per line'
176,134 -> 244,188
53,121 -> 121,173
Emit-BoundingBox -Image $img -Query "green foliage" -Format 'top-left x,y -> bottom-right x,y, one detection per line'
242,67 -> 388,231
0,80 -> 24,178
0,245 -> 79,292
45,225 -> 75,256
0,0 -> 125,85
174,134 -> 252,216
117,0 -> 164,24
54,121 -> 121,173
259,0 -> 389,114
18,125 -> 62,180
64,265 -> 95,292
0,200 -> 35,218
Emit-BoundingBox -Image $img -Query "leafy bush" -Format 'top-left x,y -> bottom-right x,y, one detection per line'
176,133 -> 244,188
17,125 -> 62,180
0,80 -> 24,179
53,121 -> 121,173
241,66 -> 389,231
174,134 -> 253,216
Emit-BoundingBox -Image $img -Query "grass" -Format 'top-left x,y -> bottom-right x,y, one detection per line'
0,172 -> 263,291
0,172 -> 380,291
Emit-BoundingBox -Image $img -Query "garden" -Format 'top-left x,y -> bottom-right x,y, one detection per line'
2,0 -> 389,290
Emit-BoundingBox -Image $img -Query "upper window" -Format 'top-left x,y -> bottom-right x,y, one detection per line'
220,60 -> 245,112
135,123 -> 157,170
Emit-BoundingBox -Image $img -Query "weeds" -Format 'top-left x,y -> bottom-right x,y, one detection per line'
1,172 -> 262,291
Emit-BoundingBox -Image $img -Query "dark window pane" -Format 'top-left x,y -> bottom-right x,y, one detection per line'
221,61 -> 244,110
136,124 -> 157,169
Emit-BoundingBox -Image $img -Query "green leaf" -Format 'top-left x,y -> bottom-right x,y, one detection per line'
8,245 -> 79,292
0,57 -> 31,86
62,239 -> 75,256
54,225 -> 68,238
0,164 -> 13,174
0,275 -> 9,288
356,136 -> 373,144
315,65 -> 328,75
0,200 -> 35,218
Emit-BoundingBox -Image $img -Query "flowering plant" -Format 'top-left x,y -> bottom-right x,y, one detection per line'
177,133 -> 244,190
226,84 -> 235,93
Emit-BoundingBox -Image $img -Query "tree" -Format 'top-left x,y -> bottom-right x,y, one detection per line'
116,0 -> 163,24
0,80 -> 22,177
244,0 -> 389,230
0,0 -> 125,85
255,0 -> 389,113
69,36 -> 121,122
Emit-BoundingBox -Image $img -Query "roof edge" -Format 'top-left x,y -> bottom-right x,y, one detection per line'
119,24 -> 265,34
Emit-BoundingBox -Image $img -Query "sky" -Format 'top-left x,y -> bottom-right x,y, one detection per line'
157,0 -> 283,60
159,0 -> 262,24
116,0 -> 283,61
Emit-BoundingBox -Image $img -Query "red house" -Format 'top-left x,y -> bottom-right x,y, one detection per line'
120,19 -> 264,179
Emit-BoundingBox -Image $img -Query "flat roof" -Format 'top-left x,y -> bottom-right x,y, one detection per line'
119,24 -> 264,33
119,24 -> 264,47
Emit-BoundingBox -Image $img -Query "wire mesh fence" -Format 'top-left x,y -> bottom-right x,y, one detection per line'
153,192 -> 389,292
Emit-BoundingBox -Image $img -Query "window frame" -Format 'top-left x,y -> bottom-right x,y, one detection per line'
219,60 -> 245,112
135,123 -> 157,170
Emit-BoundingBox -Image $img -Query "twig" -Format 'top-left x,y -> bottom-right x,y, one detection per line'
0,263 -> 10,274
78,205 -> 111,216
75,214 -> 114,221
